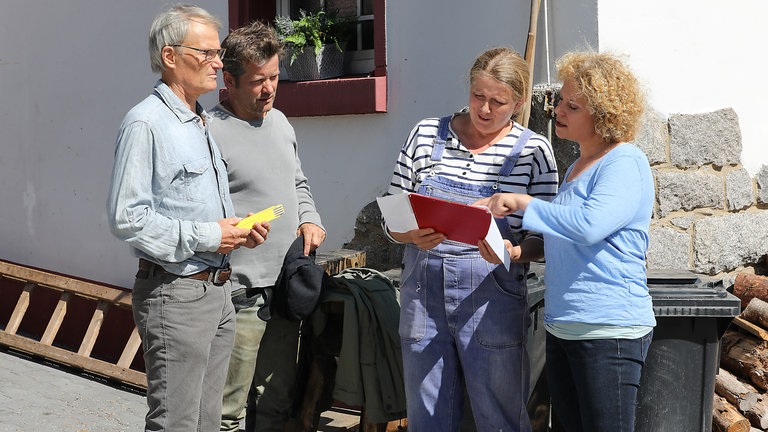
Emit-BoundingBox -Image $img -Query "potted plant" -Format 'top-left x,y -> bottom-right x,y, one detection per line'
275,9 -> 354,81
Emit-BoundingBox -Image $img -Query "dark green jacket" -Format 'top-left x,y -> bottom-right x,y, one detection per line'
311,268 -> 406,423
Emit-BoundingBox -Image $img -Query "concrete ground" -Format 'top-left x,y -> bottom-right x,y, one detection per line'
0,348 -> 145,432
0,348 -> 358,432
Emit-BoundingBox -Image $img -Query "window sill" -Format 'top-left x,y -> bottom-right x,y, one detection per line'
274,75 -> 387,117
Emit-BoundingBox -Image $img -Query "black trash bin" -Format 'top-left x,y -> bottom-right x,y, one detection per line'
634,269 -> 741,432
525,263 -> 549,431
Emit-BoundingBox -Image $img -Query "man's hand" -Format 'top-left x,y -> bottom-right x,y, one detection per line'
217,217 -> 253,254
297,223 -> 326,255
245,221 -> 270,248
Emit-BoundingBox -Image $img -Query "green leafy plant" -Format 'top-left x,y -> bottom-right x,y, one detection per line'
275,9 -> 354,65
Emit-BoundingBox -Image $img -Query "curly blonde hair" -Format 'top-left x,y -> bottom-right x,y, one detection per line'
556,51 -> 645,144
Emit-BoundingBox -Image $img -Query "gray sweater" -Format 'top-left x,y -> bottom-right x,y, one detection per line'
210,104 -> 323,289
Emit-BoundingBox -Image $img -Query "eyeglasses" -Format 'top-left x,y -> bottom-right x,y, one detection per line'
168,44 -> 226,62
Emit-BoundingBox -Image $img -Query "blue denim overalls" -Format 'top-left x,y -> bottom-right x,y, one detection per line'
399,116 -> 533,432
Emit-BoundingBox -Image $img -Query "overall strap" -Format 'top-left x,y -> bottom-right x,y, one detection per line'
498,128 -> 535,176
430,116 -> 453,162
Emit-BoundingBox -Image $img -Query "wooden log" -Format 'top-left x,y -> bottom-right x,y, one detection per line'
720,330 -> 768,391
743,396 -> 768,429
742,297 -> 768,330
734,273 -> 768,309
716,367 -> 760,412
733,316 -> 768,341
713,394 -> 751,432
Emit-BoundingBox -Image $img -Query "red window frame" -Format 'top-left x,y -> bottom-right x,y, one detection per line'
227,0 -> 387,117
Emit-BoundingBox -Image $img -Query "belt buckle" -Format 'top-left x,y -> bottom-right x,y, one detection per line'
210,265 -> 231,284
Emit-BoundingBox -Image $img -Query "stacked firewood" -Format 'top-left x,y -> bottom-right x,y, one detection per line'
715,274 -> 768,432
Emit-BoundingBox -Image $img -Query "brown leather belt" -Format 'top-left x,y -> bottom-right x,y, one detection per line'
137,258 -> 231,284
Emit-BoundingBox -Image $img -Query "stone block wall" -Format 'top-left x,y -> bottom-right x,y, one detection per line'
641,107 -> 768,282
344,88 -> 768,283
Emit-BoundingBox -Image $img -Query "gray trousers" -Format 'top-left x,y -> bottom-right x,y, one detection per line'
132,273 -> 236,432
220,289 -> 301,432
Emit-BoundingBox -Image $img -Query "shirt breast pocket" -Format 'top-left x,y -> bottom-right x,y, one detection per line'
182,157 -> 211,203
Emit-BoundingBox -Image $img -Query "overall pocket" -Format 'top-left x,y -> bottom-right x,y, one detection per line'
398,246 -> 428,342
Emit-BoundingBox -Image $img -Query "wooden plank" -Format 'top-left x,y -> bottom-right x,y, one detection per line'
77,301 -> 109,357
0,332 -> 146,389
40,292 -> 71,346
0,260 -> 133,307
734,316 -> 768,341
6,283 -> 35,335
316,249 -> 366,275
117,326 -> 142,369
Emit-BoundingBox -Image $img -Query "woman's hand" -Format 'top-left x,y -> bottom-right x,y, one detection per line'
474,193 -> 533,217
389,227 -> 447,250
478,239 -> 520,264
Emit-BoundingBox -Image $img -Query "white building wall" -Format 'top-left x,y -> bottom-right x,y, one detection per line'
597,0 -> 768,175
0,0 -> 764,288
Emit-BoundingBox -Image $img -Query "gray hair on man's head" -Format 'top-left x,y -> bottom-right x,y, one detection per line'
148,4 -> 221,73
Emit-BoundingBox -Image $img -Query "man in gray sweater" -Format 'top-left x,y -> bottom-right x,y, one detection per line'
210,21 -> 326,432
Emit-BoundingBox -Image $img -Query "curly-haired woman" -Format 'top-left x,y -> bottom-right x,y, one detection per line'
476,51 -> 655,432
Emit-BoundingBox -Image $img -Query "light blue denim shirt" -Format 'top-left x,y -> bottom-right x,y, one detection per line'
107,80 -> 235,275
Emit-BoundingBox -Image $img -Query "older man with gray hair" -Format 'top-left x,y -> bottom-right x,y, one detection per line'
107,4 -> 269,431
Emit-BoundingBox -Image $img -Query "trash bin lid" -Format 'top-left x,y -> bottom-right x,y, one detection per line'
647,269 -> 740,317
646,269 -> 699,285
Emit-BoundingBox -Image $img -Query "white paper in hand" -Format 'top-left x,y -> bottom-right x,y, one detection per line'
483,219 -> 511,270
376,194 -> 418,232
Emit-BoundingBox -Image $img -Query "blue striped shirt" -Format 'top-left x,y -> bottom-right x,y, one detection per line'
388,116 -> 558,234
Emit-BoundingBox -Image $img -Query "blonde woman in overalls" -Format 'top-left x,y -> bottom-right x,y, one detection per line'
385,47 -> 558,431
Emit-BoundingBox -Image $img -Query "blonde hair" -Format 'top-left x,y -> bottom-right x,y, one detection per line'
469,47 -> 530,120
556,51 -> 645,144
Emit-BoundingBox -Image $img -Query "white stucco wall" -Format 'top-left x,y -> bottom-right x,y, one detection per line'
0,1 -> 228,287
597,0 -> 768,175
1,0 -> 765,288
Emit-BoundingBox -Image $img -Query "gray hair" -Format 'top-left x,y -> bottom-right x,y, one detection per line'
148,4 -> 221,73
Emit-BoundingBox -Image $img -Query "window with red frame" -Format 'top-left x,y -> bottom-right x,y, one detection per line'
227,0 -> 387,116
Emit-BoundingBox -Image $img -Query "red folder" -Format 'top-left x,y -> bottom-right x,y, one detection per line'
407,193 -> 492,245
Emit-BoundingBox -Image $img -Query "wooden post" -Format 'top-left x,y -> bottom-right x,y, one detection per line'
521,0 -> 541,127
6,283 -> 35,335
77,301 -> 109,357
40,292 -> 71,346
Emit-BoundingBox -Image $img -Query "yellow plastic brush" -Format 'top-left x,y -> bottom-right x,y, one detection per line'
236,204 -> 285,229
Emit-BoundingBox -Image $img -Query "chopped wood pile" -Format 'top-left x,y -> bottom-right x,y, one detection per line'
715,274 -> 768,432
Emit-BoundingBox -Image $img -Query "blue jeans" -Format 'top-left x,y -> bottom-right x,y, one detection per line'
400,245 -> 531,432
545,330 -> 653,432
132,273 -> 236,432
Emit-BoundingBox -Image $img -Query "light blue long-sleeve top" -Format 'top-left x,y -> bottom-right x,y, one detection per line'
107,80 -> 234,275
523,143 -> 656,330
